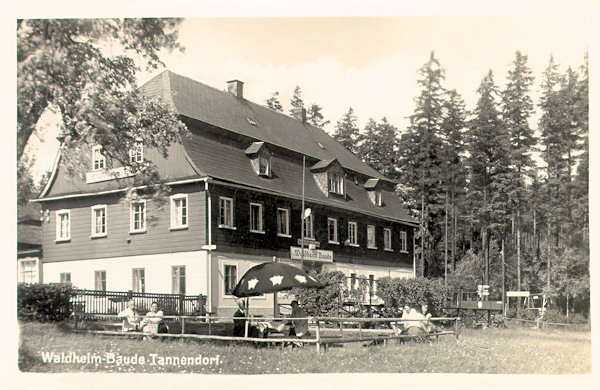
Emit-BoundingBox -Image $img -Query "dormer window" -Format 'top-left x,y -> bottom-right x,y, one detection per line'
364,178 -> 384,206
92,145 -> 106,171
328,173 -> 344,195
246,141 -> 272,178
258,155 -> 271,176
374,189 -> 383,206
129,140 -> 144,164
311,158 -> 346,198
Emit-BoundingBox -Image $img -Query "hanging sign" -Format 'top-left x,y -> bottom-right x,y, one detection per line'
290,246 -> 333,262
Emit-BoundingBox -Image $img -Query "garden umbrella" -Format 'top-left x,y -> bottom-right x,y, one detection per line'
232,262 -> 324,298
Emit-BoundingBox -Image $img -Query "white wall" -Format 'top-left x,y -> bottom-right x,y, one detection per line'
43,251 -> 208,295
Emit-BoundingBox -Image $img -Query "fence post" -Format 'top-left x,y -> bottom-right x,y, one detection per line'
179,293 -> 184,315
181,317 -> 185,334
208,314 -> 212,336
358,320 -> 362,338
455,317 -> 460,339
316,319 -> 321,354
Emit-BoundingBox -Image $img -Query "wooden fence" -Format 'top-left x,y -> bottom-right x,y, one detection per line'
71,289 -> 206,316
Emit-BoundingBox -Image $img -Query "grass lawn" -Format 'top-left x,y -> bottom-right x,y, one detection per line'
18,321 -> 590,374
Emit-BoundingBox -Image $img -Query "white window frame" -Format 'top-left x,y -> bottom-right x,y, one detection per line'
223,264 -> 238,296
94,270 -> 106,291
172,265 -> 186,295
132,268 -> 145,293
170,194 -> 189,230
60,272 -> 71,284
249,202 -> 264,233
91,145 -> 106,171
328,218 -> 338,244
384,228 -> 393,251
303,213 -> 314,240
55,209 -> 71,242
328,172 -> 345,195
348,222 -> 358,246
277,208 -> 291,237
90,204 -> 107,238
18,259 -> 38,284
219,197 -> 235,229
367,225 -> 377,249
258,154 -> 271,177
375,189 -> 383,206
130,201 -> 146,234
400,231 -> 408,253
129,140 -> 144,164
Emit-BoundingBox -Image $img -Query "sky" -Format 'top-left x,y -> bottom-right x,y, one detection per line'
23,13 -> 592,182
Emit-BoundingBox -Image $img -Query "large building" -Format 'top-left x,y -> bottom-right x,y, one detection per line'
34,71 -> 417,316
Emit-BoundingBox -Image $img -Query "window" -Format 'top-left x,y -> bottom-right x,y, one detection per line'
224,265 -> 237,295
367,225 -> 377,249
132,268 -> 145,293
91,205 -> 107,237
170,194 -> 188,229
55,210 -> 71,241
219,197 -> 234,228
172,266 -> 186,294
129,140 -> 144,163
374,189 -> 383,206
348,222 -> 358,246
328,218 -> 338,243
303,212 -> 314,239
19,260 -> 37,284
92,145 -> 105,170
400,231 -> 408,252
130,201 -> 146,233
60,272 -> 71,284
328,173 -> 344,195
277,208 -> 290,236
384,228 -> 392,251
94,270 -> 106,291
249,203 -> 264,233
258,155 -> 271,176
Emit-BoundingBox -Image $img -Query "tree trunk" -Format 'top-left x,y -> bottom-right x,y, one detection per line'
444,190 -> 448,285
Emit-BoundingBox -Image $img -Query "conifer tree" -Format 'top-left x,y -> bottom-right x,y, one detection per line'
306,103 -> 330,127
265,91 -> 283,112
289,85 -> 304,115
357,118 -> 399,180
466,70 -> 511,285
398,51 -> 447,276
333,107 -> 360,154
501,51 -> 535,291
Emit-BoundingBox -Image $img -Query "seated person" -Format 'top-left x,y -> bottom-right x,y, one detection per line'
139,302 -> 168,335
232,300 -> 247,337
232,300 -> 260,338
402,306 -> 427,336
421,304 -> 436,333
117,299 -> 140,331
287,300 -> 309,337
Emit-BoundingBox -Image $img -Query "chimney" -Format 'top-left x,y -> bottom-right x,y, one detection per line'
227,79 -> 244,99
292,107 -> 306,123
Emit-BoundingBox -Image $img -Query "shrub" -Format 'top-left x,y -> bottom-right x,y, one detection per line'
291,270 -> 346,317
376,277 -> 450,317
542,308 -> 589,325
17,283 -> 76,321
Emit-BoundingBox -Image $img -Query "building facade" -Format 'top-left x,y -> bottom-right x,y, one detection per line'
34,71 -> 418,317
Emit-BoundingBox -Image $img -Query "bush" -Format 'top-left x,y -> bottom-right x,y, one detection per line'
376,277 -> 449,317
542,309 -> 589,325
18,283 -> 76,321
291,270 -> 346,317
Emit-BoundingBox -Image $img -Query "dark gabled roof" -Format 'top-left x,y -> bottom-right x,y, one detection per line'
139,70 -> 391,183
310,158 -> 338,171
364,178 -> 380,190
183,132 -> 416,224
245,141 -> 266,155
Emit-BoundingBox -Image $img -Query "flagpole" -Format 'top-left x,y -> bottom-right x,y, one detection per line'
301,155 -> 305,269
